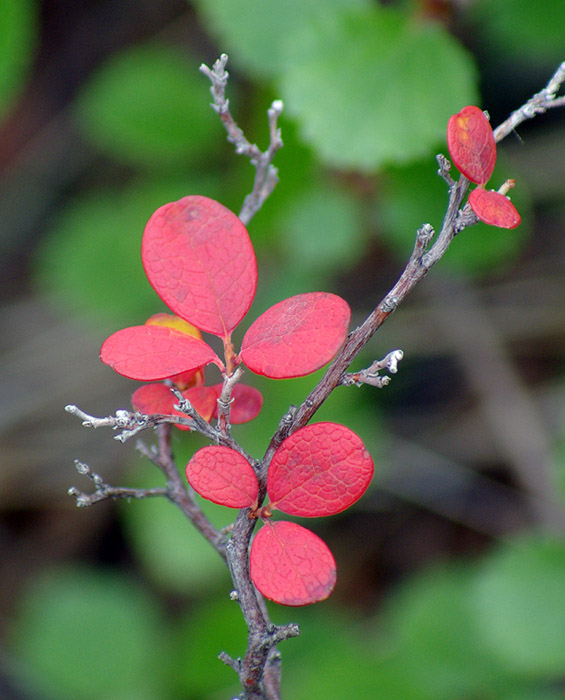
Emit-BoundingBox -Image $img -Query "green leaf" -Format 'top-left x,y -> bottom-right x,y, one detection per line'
282,609 -> 429,700
194,0 -> 371,79
472,536 -> 565,678
172,599 -> 246,697
469,0 -> 565,64
279,6 -> 479,171
376,563 -> 508,698
74,43 -> 222,167
0,0 -> 37,118
279,184 -> 365,277
34,177 -> 221,323
0,0 -> 36,121
9,566 -> 170,700
379,157 -> 531,275
121,463 -> 231,595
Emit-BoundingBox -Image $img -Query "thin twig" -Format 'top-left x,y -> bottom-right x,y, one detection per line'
200,54 -> 284,225
68,460 -> 169,507
264,61 -> 565,462
493,60 -> 565,142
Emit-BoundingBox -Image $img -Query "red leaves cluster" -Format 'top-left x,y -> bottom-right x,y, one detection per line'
101,196 -> 351,422
99,194 -> 365,605
447,106 -> 521,229
186,423 -> 374,605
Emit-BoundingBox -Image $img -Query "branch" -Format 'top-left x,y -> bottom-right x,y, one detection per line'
341,349 -> 404,388
68,460 -> 169,507
493,60 -> 565,142
216,366 -> 245,437
65,403 -> 195,442
200,54 -> 284,225
264,61 -> 565,458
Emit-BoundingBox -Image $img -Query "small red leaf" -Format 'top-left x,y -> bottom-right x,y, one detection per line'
210,383 -> 263,424
141,196 -> 258,337
145,314 -> 206,388
267,422 -> 374,517
468,187 -> 521,229
131,383 -> 175,415
100,325 -> 222,380
240,292 -> 351,379
186,446 -> 259,508
131,384 -> 217,430
447,106 -> 496,185
179,386 -> 218,423
250,520 -> 336,606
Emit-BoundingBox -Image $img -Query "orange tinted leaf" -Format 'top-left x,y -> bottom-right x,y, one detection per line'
468,187 -> 521,229
250,521 -> 336,606
210,383 -> 263,424
141,195 -> 257,337
145,315 -> 206,388
240,292 -> 351,379
447,106 -> 496,185
185,446 -> 258,508
145,313 -> 203,339
267,422 -> 374,517
100,325 -> 222,380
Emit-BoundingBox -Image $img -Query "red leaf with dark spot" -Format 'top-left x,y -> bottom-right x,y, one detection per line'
240,292 -> 351,379
447,106 -> 496,185
468,187 -> 521,229
250,520 -> 336,606
100,325 -> 222,380
267,422 -> 374,517
131,384 -> 217,430
141,195 -> 257,337
210,383 -> 263,424
185,446 -> 259,508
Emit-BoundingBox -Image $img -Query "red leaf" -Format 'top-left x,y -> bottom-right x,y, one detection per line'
185,446 -> 259,508
468,187 -> 521,229
141,195 -> 258,337
210,383 -> 263,424
249,520 -> 336,606
131,384 -> 217,430
447,106 -> 496,185
131,383 -> 175,415
240,292 -> 351,379
145,314 -> 206,388
178,386 -> 218,423
267,422 -> 374,517
100,325 -> 223,380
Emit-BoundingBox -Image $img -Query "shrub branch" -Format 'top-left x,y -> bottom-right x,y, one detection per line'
67,59 -> 565,700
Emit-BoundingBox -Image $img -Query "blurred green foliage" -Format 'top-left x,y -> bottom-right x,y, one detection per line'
0,0 -> 36,120
5,0 -> 564,698
74,43 -> 224,169
11,535 -> 564,699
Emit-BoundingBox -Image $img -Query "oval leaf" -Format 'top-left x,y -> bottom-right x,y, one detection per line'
131,384 -> 217,430
468,187 -> 521,229
141,195 -> 257,337
447,106 -> 496,185
186,446 -> 258,508
100,325 -> 222,380
250,520 -> 337,606
240,292 -> 351,379
267,422 -> 374,517
131,383 -> 175,415
210,383 -> 263,424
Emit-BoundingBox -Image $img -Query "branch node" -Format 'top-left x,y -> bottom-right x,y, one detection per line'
342,349 -> 404,388
380,295 -> 399,314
